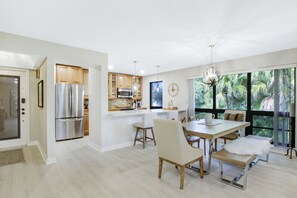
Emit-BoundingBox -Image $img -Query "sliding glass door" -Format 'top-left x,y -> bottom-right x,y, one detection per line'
195,66 -> 296,147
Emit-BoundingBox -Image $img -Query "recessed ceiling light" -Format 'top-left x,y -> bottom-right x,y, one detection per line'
140,70 -> 145,74
108,65 -> 114,70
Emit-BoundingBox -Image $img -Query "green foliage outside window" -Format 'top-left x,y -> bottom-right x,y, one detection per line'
195,78 -> 213,109
216,74 -> 247,110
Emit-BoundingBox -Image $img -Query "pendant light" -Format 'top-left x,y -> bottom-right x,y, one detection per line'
156,65 -> 160,92
202,45 -> 222,87
132,61 -> 138,93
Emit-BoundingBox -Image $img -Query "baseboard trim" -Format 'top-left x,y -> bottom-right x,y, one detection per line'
27,141 -> 57,165
101,141 -> 133,152
88,140 -> 102,152
46,157 -> 57,165
87,140 -> 133,152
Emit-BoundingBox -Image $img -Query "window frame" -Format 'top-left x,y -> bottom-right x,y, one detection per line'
150,81 -> 163,109
194,68 -> 296,147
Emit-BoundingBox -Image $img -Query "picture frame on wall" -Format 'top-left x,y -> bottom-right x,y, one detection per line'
38,80 -> 43,108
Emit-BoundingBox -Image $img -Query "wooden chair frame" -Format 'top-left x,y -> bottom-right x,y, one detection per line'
158,156 -> 203,190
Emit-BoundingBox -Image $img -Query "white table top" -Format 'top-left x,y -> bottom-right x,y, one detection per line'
183,119 -> 250,139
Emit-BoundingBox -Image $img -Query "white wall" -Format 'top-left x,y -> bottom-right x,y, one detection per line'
143,48 -> 297,109
143,47 -> 297,148
0,32 -> 108,164
29,60 -> 48,159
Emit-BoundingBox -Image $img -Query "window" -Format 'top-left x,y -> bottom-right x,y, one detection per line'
150,81 -> 163,109
195,78 -> 213,109
194,66 -> 295,148
216,73 -> 247,110
251,70 -> 274,111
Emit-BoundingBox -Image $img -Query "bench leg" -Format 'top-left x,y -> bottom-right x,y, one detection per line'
219,161 -> 249,190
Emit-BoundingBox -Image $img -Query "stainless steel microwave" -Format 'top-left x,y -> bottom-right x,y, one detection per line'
117,88 -> 133,98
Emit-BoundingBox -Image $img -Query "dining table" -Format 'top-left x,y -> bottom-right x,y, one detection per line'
183,119 -> 250,175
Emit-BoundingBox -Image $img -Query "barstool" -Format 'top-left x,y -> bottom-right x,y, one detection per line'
133,112 -> 156,149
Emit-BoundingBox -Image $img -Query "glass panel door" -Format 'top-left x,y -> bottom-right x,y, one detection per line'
0,75 -> 20,140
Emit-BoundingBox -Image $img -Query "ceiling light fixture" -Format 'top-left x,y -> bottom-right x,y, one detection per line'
202,45 -> 222,87
132,61 -> 138,93
156,65 -> 160,92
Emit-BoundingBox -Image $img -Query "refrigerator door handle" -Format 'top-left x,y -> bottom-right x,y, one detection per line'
70,86 -> 72,116
57,118 -> 83,122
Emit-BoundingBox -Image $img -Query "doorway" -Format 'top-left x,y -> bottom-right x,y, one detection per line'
0,69 -> 29,149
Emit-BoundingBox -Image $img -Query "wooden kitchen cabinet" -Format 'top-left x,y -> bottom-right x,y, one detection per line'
108,73 -> 118,99
56,65 -> 83,84
68,67 -> 83,84
117,74 -> 132,88
133,76 -> 142,100
83,69 -> 89,96
108,72 -> 143,99
84,109 -> 89,136
56,65 -> 69,83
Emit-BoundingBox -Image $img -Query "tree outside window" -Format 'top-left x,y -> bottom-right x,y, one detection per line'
216,73 -> 247,110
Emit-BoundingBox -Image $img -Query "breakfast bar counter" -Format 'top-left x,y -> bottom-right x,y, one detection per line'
106,109 -> 186,117
99,109 -> 186,152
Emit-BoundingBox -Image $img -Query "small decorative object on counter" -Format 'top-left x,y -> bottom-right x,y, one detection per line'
168,100 -> 173,109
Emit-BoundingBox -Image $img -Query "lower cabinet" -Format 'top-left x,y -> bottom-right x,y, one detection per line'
84,109 -> 89,136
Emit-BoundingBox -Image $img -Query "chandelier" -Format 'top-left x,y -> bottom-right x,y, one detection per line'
202,45 -> 222,87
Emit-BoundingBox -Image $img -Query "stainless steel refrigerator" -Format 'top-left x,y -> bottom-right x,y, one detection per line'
55,83 -> 84,141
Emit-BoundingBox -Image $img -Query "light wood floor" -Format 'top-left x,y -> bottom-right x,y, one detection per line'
1,138 -> 297,198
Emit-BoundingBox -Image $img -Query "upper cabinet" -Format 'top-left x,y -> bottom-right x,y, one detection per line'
117,74 -> 132,88
108,73 -> 117,99
56,65 -> 83,84
133,76 -> 142,100
56,65 -> 69,83
83,69 -> 89,96
108,72 -> 142,100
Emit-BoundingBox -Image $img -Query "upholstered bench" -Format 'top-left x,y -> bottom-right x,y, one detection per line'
246,135 -> 272,162
213,136 -> 272,190
212,149 -> 256,190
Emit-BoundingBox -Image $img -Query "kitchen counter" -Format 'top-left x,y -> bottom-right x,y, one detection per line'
101,108 -> 187,152
108,107 -> 147,112
106,109 -> 186,117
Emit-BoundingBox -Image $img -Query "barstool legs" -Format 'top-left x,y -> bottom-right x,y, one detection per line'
134,128 -> 139,146
134,127 -> 156,149
151,127 -> 156,145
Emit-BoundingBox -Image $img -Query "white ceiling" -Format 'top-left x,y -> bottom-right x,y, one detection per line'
0,0 -> 297,75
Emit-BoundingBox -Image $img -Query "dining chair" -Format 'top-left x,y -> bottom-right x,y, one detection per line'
153,119 -> 203,189
187,115 -> 207,155
133,112 -> 156,149
180,117 -> 200,148
215,110 -> 246,150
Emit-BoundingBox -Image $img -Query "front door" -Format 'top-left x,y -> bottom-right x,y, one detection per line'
0,69 -> 29,148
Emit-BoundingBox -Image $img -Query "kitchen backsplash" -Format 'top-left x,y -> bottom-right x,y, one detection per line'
108,99 -> 133,108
